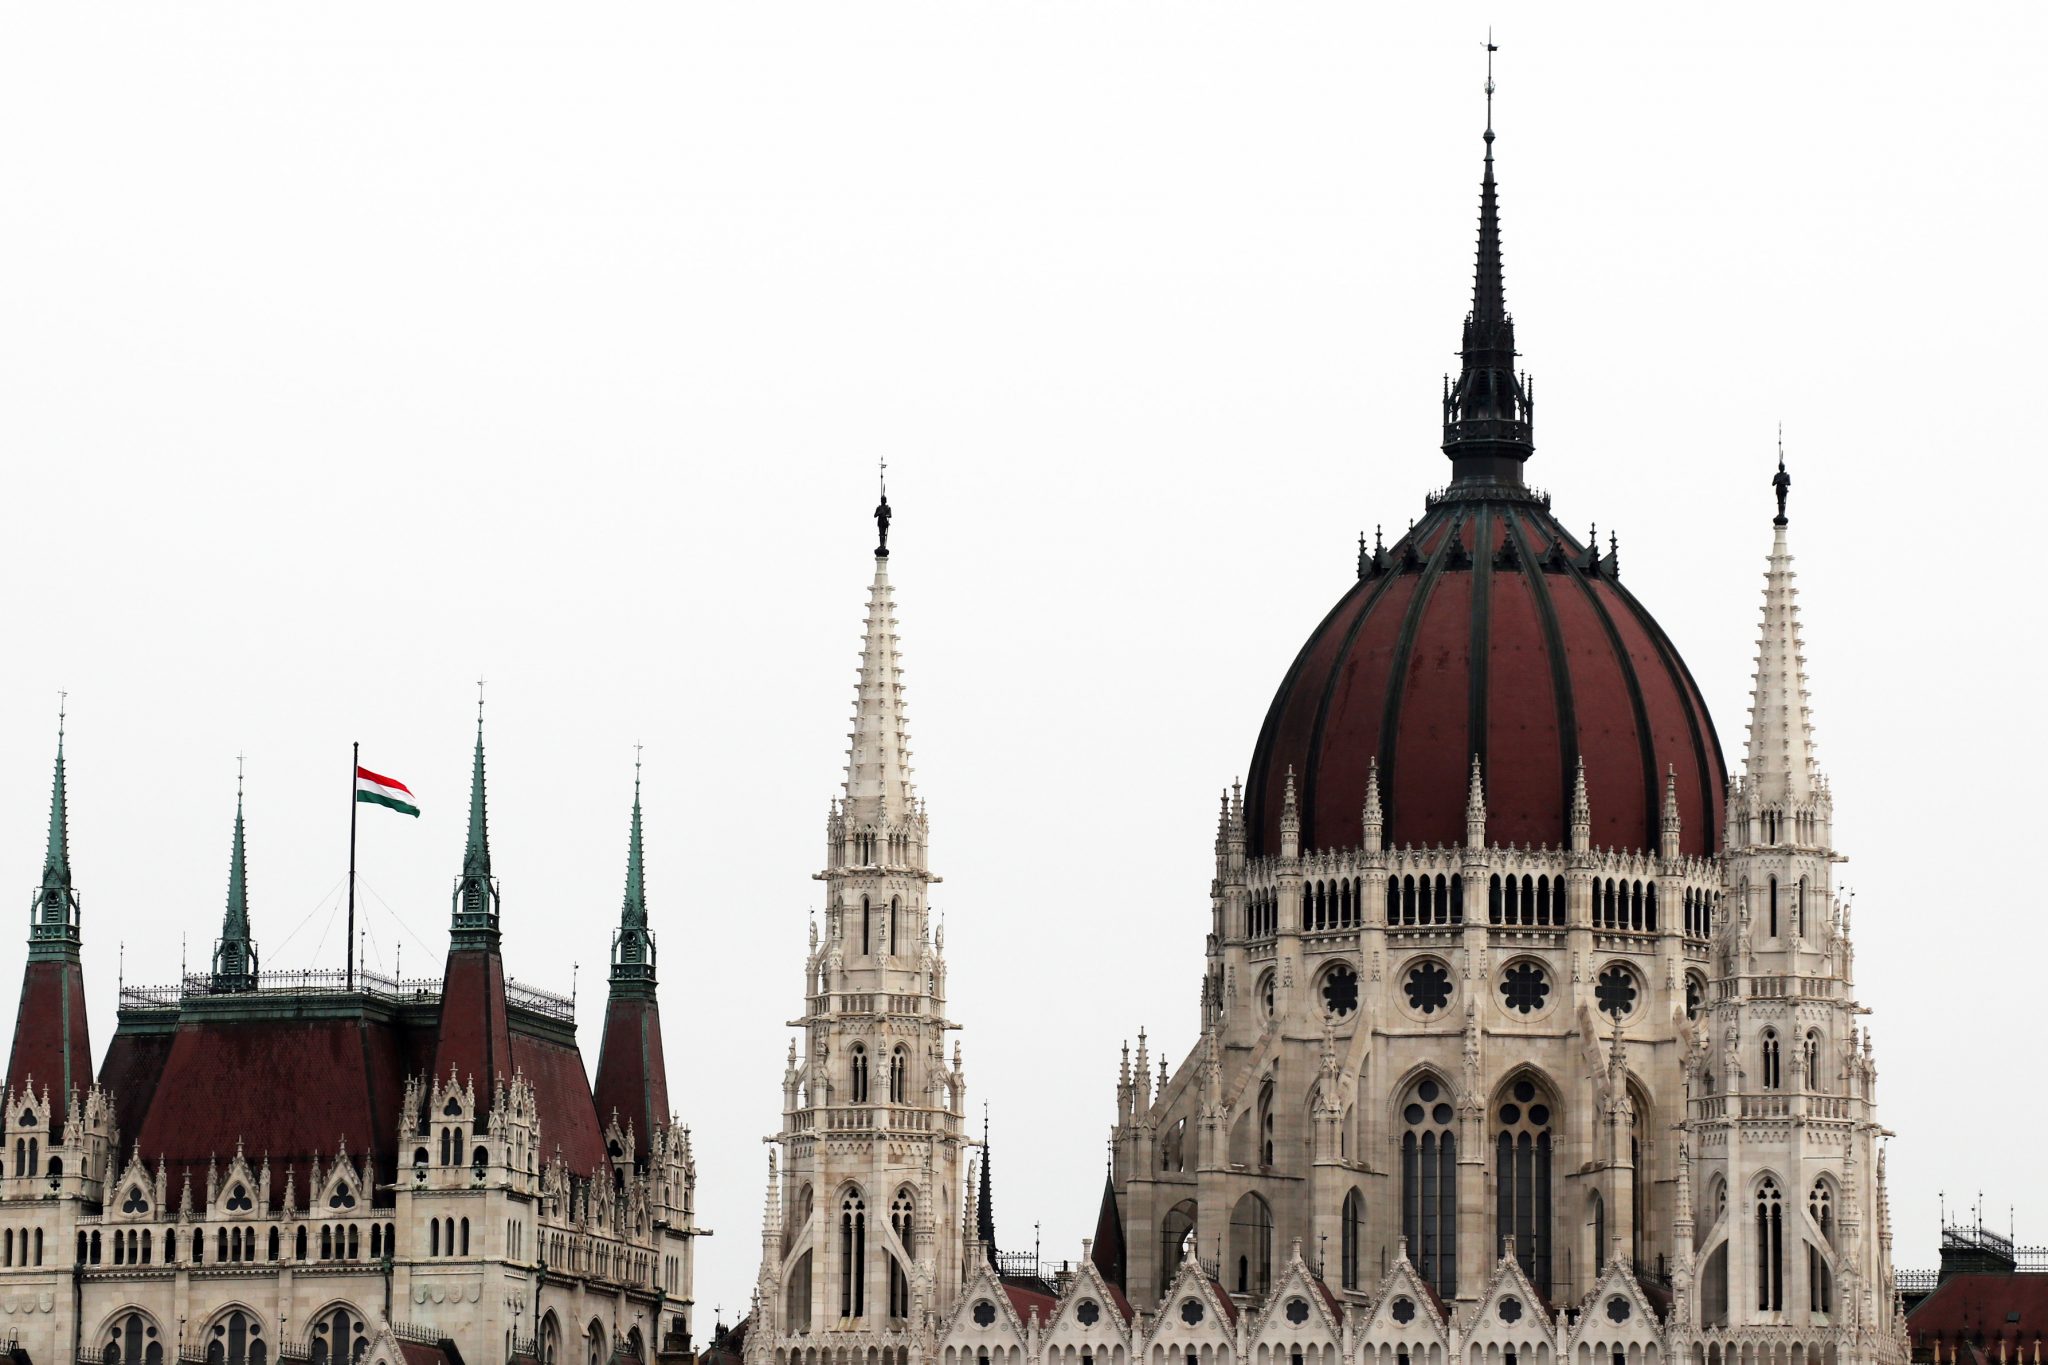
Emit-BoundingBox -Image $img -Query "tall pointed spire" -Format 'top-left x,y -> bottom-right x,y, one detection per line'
611,750 -> 656,990
1442,35 -> 1535,486
211,761 -> 257,993
450,690 -> 501,947
977,1108 -> 998,1267
842,479 -> 918,827
30,700 -> 80,961
1743,442 -> 1822,808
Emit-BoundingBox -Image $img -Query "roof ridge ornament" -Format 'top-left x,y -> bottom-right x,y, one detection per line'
874,457 -> 892,559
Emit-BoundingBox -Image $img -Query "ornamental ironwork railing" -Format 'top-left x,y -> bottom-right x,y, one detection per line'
120,968 -> 574,1021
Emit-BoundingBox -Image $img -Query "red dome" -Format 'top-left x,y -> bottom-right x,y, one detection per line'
1245,496 -> 1727,858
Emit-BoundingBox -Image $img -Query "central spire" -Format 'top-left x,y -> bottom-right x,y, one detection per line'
1442,37 -> 1536,487
611,751 -> 655,990
1743,444 -> 1822,809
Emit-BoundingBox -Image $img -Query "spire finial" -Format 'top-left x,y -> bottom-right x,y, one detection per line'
476,677 -> 486,730
1485,29 -> 1497,143
874,459 -> 893,559
1773,428 -> 1791,527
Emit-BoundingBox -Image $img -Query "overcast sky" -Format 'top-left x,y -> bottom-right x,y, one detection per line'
1,1 -> 2040,1324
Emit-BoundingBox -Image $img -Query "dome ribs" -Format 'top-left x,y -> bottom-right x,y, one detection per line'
1501,509 -> 1581,847
1246,578 -> 1379,856
1606,573 -> 1727,855
1466,504 -> 1495,788
1374,509 -> 1465,846
1486,508 -> 1569,845
1549,549 -> 1662,853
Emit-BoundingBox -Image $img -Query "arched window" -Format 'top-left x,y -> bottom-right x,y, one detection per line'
269,1228 -> 280,1261
308,1310 -> 365,1365
1768,877 -> 1779,937
204,1311 -> 266,1365
1257,1080 -> 1275,1168
1804,1031 -> 1823,1091
458,1219 -> 468,1256
1228,1192 -> 1273,1297
889,1047 -> 907,1104
102,1312 -> 164,1365
889,896 -> 901,954
888,1190 -> 913,1320
861,897 -> 872,955
585,1322 -> 605,1365
1755,1178 -> 1784,1312
429,1221 -> 438,1257
1340,1189 -> 1364,1290
784,1251 -> 813,1334
1495,1074 -> 1553,1297
295,1227 -> 307,1260
1797,878 -> 1808,937
839,1191 -> 867,1319
1160,1199 -> 1197,1278
1808,1180 -> 1835,1314
850,1046 -> 869,1104
1761,1030 -> 1782,1090
1400,1074 -> 1458,1297
1488,874 -> 1502,924
539,1314 -> 561,1365
1386,877 -> 1399,925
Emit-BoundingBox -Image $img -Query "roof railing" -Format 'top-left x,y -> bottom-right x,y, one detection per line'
118,968 -> 574,1021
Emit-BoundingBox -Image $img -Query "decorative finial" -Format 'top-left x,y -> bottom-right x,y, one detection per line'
1485,30 -> 1497,144
56,692 -> 66,744
874,459 -> 893,559
476,678 -> 486,730
236,753 -> 245,801
1773,428 -> 1791,527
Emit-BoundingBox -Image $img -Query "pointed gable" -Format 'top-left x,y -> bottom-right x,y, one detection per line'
1567,1261 -> 1663,1357
1250,1243 -> 1345,1349
1357,1251 -> 1449,1350
1465,1250 -> 1557,1349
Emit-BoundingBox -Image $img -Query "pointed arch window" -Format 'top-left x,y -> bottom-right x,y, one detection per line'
1804,1031 -> 1823,1091
889,1046 -> 907,1104
839,1192 -> 867,1319
888,1189 -> 913,1320
1257,1079 -> 1275,1168
850,1045 -> 870,1104
1400,1075 -> 1458,1298
861,897 -> 872,955
1228,1192 -> 1273,1297
1808,1180 -> 1835,1314
1494,1076 -> 1553,1297
308,1310 -> 365,1365
1340,1189 -> 1364,1290
1755,1178 -> 1784,1312
103,1313 -> 164,1365
1761,1030 -> 1782,1090
204,1311 -> 266,1365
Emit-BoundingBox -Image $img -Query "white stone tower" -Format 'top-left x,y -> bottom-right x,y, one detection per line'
1678,454 -> 1905,1362
748,481 -> 970,1365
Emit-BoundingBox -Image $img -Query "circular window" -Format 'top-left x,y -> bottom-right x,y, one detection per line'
1498,960 -> 1550,1015
1391,1297 -> 1415,1324
1402,960 -> 1453,1015
1499,1296 -> 1523,1323
1180,1299 -> 1205,1326
1606,1296 -> 1631,1323
1595,965 -> 1640,1019
972,1301 -> 996,1327
1321,964 -> 1359,1017
1077,1300 -> 1100,1326
1285,1299 -> 1309,1325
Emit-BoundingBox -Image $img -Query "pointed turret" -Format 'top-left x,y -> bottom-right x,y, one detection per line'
451,712 -> 499,946
1464,754 -> 1487,850
1090,1166 -> 1127,1290
1742,447 -> 1823,810
977,1116 -> 998,1268
431,707 -> 513,1125
8,709 -> 92,1100
1442,42 -> 1535,486
842,483 -> 918,830
593,756 -> 671,1167
210,769 -> 258,993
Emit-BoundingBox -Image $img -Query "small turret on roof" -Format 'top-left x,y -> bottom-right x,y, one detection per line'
210,762 -> 258,992
8,703 -> 92,1099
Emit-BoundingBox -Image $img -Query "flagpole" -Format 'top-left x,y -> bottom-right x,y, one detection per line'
348,740 -> 359,992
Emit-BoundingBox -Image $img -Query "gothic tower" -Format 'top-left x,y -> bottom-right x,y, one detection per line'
430,712 -> 515,1120
7,713 -> 92,1102
210,770 -> 258,994
1678,458 -> 1901,1359
592,759 -> 673,1169
748,485 -> 970,1362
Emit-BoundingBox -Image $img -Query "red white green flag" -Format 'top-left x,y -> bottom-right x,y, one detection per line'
355,766 -> 419,817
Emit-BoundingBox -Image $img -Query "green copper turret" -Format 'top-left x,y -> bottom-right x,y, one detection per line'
28,722 -> 81,964
210,777 -> 258,992
450,718 -> 501,949
610,762 -> 657,995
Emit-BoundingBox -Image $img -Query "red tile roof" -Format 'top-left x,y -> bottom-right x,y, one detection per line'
1003,1283 -> 1059,1325
7,961 -> 92,1103
430,950 -> 514,1117
511,1030 -> 607,1177
591,996 -> 670,1165
1909,1273 -> 2048,1356
131,1014 -> 408,1210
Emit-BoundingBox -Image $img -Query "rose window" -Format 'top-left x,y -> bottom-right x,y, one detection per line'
1595,966 -> 1638,1019
1322,965 -> 1359,1017
1403,960 -> 1452,1015
1499,961 -> 1549,1015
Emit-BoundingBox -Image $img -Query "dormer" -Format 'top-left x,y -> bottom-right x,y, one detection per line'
4,1082 -> 53,1194
211,1142 -> 266,1220
314,1143 -> 366,1217
109,1149 -> 164,1223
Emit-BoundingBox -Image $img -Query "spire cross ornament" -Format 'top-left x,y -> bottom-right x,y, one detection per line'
476,678 -> 486,727
56,691 -> 67,740
1773,427 -> 1791,527
1485,30 -> 1497,137
874,459 -> 893,558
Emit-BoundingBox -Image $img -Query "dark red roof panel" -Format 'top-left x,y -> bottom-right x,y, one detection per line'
591,996 -> 670,1165
7,961 -> 92,1104
511,1030 -> 606,1176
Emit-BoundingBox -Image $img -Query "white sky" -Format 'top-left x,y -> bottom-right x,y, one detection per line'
1,1 -> 2040,1325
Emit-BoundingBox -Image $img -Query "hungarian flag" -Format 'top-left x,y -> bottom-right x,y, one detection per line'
355,766 -> 420,817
